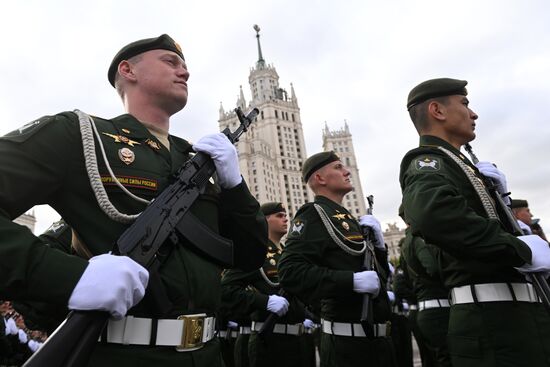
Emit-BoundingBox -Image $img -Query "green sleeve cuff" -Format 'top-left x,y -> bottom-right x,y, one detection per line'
510,235 -> 533,266
29,248 -> 89,304
253,293 -> 270,311
220,178 -> 252,203
336,270 -> 355,293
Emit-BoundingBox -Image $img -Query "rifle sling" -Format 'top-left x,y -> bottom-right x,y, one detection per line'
175,212 -> 234,268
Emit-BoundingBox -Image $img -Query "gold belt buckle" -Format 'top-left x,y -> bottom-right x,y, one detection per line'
176,314 -> 206,351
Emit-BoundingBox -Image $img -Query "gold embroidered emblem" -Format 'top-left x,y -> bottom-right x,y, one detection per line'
145,138 -> 161,151
342,221 -> 350,230
332,213 -> 347,220
102,132 -> 141,147
118,147 -> 135,165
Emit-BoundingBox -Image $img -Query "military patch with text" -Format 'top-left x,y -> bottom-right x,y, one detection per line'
415,157 -> 441,171
101,175 -> 158,191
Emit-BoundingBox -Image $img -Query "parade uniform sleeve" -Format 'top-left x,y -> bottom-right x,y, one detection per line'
400,154 -> 531,267
0,114 -> 88,303
219,181 -> 268,272
278,205 -> 353,305
413,237 -> 440,278
221,269 -> 269,318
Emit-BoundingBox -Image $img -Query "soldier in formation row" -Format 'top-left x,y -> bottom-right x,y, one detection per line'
0,32 -> 549,367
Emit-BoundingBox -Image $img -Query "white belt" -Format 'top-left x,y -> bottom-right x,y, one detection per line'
321,319 -> 390,338
251,321 -> 303,336
101,314 -> 216,352
418,299 -> 450,311
218,330 -> 238,338
239,326 -> 252,335
451,283 -> 540,305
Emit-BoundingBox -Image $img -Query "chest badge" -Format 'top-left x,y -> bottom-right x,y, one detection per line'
118,147 -> 135,165
269,259 -> 276,266
145,138 -> 161,151
342,221 -> 350,231
102,132 -> 141,147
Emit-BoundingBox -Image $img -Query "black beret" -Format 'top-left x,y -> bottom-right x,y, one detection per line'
108,34 -> 184,87
511,199 -> 529,209
407,78 -> 468,110
302,151 -> 340,182
260,202 -> 286,216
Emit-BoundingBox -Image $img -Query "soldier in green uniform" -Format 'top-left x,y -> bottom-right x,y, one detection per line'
278,151 -> 396,367
399,216 -> 450,367
400,77 -> 550,367
221,202 -> 308,367
0,34 -> 267,366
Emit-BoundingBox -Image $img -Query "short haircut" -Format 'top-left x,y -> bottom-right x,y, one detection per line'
114,54 -> 143,98
408,96 -> 450,133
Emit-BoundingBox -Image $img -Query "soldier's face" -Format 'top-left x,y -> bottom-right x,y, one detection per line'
515,207 -> 533,225
267,211 -> 288,236
318,161 -> 353,194
442,95 -> 478,146
132,49 -> 190,114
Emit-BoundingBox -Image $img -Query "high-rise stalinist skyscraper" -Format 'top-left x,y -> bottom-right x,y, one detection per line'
218,25 -> 313,218
322,122 -> 368,216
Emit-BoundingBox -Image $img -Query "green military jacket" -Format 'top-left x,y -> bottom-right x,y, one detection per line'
399,135 -> 531,288
278,195 -> 390,323
393,255 -> 417,306
0,111 -> 267,316
401,229 -> 448,301
221,240 -> 306,324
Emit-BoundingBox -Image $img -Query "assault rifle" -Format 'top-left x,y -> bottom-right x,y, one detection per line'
360,195 -> 375,337
24,107 -> 259,367
257,288 -> 287,341
464,143 -> 550,314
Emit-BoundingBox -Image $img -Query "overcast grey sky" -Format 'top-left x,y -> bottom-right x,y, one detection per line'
1,0 -> 549,235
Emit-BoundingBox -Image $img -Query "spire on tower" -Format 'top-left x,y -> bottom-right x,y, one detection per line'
253,24 -> 266,69
219,101 -> 225,119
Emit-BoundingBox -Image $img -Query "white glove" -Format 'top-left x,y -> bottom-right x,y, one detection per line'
27,339 -> 40,353
267,295 -> 289,316
517,220 -> 533,235
402,302 -> 410,311
68,254 -> 149,319
27,339 -> 41,353
227,321 -> 239,329
475,161 -> 510,204
516,235 -> 550,273
193,133 -> 242,189
303,318 -> 315,330
358,215 -> 385,249
387,291 -> 396,304
352,270 -> 380,296
5,318 -> 17,335
18,329 -> 28,344
388,262 -> 395,275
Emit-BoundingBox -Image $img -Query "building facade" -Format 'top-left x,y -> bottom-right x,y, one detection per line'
384,222 -> 406,262
218,25 -> 313,218
322,122 -> 367,217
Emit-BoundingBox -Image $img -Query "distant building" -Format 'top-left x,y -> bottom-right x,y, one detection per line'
218,25 -> 313,218
384,222 -> 406,261
219,26 -> 371,220
322,122 -> 367,217
14,211 -> 36,233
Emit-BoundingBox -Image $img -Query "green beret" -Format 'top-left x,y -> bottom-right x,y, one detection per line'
511,199 -> 529,209
302,151 -> 340,182
260,202 -> 286,216
407,78 -> 468,110
108,34 -> 184,87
